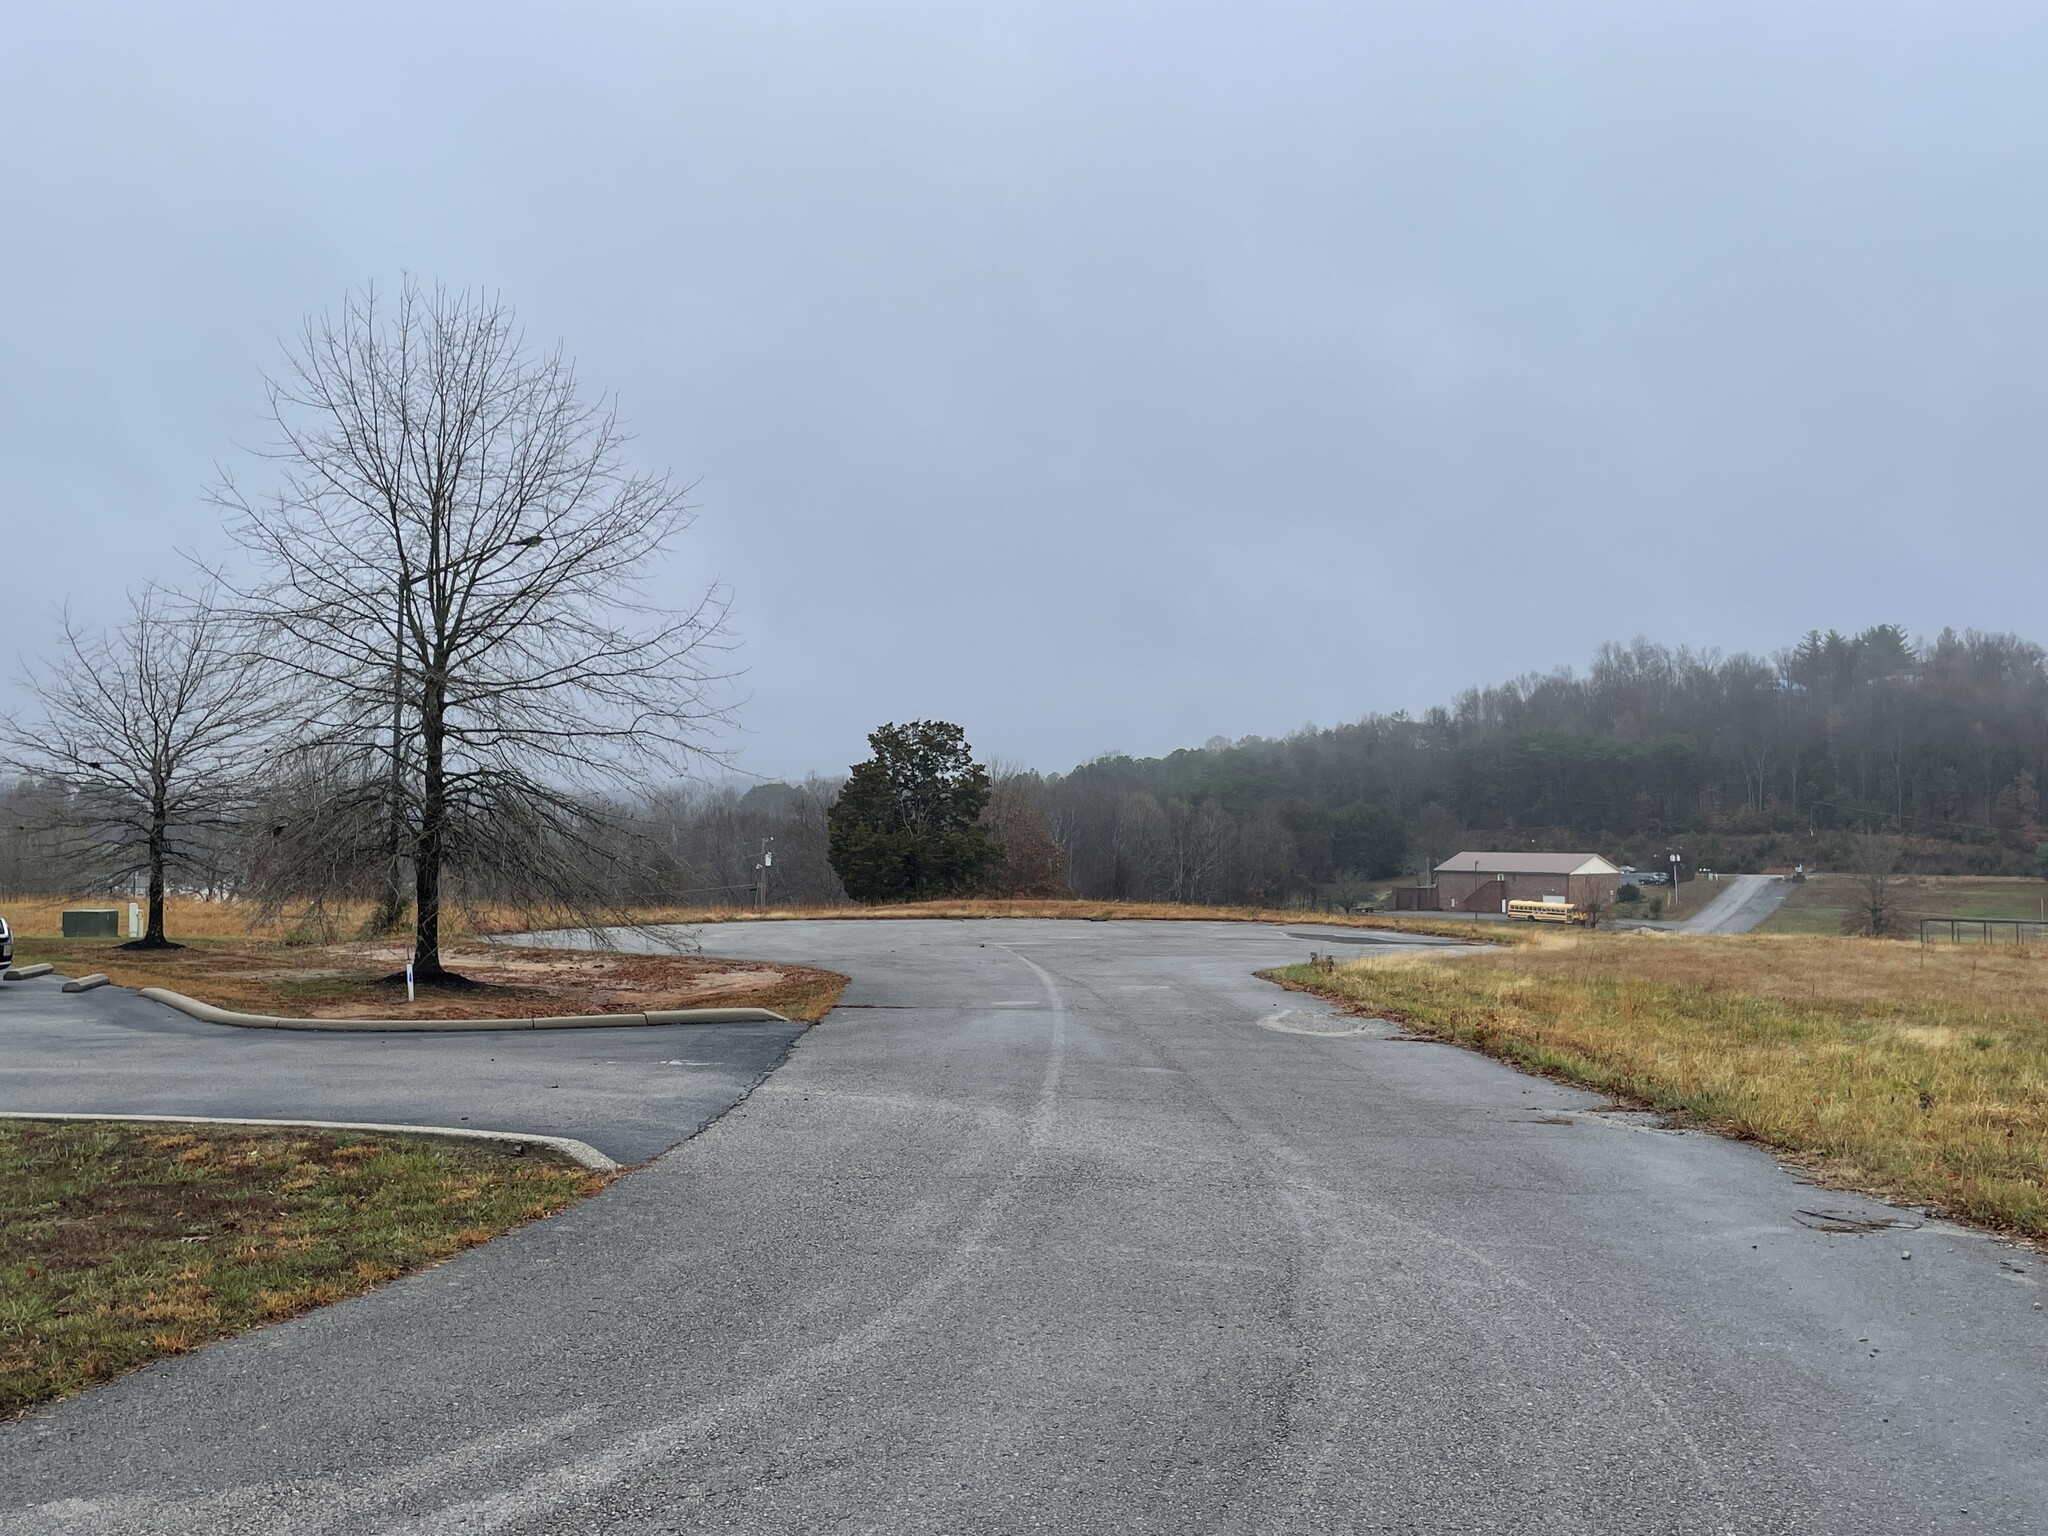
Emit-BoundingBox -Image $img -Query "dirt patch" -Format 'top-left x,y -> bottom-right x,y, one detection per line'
13,938 -> 847,1023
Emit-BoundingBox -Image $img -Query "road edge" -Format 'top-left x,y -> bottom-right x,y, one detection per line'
137,986 -> 788,1032
0,1111 -> 620,1173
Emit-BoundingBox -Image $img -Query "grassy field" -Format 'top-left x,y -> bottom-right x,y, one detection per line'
1756,875 -> 2048,937
1,1121 -> 605,1417
1272,930 -> 2048,1242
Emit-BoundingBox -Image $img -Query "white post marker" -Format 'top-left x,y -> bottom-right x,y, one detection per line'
405,961 -> 415,1004
128,904 -> 141,940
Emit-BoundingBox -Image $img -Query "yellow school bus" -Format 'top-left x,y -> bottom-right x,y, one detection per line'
1507,899 -> 1588,925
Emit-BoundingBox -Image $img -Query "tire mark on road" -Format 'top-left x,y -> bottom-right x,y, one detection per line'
354,945 -> 1072,1535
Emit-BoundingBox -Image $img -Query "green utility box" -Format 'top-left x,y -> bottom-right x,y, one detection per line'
61,909 -> 120,938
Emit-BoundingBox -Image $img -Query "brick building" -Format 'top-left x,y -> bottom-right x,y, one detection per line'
1431,851 -> 1622,913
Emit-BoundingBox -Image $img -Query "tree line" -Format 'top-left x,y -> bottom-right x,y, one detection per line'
1030,626 -> 2048,902
10,622 -> 2046,929
811,625 -> 2048,909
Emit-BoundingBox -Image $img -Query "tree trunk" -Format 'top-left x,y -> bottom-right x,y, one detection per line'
412,674 -> 447,979
145,796 -> 168,945
376,575 -> 410,933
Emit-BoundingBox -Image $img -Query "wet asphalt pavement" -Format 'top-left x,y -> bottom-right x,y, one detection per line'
2,918 -> 2044,1533
0,970 -> 800,1163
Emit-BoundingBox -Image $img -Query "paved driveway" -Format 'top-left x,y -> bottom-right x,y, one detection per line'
0,970 -> 800,1164
1676,873 -> 1794,934
3,919 -> 2044,1533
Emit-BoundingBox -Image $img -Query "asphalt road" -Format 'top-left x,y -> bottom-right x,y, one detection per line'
4,918 -> 2045,1533
1675,874 -> 1794,934
0,971 -> 801,1164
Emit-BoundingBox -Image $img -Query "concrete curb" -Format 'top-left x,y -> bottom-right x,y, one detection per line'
137,986 -> 789,1033
62,973 -> 110,993
4,963 -> 55,981
0,1111 -> 620,1173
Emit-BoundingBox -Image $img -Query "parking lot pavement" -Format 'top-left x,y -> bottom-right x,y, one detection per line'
0,970 -> 802,1164
5,918 -> 2044,1534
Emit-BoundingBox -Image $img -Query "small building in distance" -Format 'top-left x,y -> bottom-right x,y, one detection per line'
1432,851 -> 1622,914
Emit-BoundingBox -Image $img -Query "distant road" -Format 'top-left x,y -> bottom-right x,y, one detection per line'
5,917 -> 2042,1533
1676,872 -> 1793,934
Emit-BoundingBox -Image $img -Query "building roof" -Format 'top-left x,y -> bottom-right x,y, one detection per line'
1433,851 -> 1620,877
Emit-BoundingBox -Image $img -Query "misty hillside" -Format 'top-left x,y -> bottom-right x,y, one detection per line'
1036,626 -> 2048,902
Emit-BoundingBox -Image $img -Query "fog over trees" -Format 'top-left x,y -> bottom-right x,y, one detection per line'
1029,626 -> 2048,903
7,619 -> 2041,916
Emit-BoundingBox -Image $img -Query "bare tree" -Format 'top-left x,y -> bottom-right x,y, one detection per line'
1111,793 -> 1169,900
1,586 -> 272,946
1845,834 -> 1913,937
214,279 -> 729,982
0,776 -> 72,897
1161,798 -> 1233,904
980,768 -> 1071,898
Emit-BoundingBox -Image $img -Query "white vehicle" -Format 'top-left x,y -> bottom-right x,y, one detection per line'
0,912 -> 12,970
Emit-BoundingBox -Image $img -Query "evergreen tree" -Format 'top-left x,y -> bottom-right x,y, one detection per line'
828,721 -> 1000,902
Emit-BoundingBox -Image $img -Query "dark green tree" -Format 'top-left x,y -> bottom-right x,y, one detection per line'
1330,802 -> 1410,879
828,721 -> 1000,903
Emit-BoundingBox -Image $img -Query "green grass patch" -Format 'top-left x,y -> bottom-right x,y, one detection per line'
0,1121 -> 607,1417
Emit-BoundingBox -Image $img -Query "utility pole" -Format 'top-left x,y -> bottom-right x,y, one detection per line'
756,837 -> 774,910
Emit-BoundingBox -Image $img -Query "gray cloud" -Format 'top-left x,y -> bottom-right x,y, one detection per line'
4,2 -> 2043,779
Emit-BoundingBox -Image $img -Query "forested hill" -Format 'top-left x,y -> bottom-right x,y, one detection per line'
1037,626 -> 2048,902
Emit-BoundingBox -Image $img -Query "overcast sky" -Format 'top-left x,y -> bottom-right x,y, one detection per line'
3,3 -> 2043,780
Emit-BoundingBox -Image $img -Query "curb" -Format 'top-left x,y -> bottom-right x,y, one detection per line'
4,963 -> 55,981
137,987 -> 789,1033
0,1111 -> 620,1172
62,973 -> 110,994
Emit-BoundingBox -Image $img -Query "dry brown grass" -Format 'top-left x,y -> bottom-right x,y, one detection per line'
1,895 -> 277,941
0,895 -> 542,943
10,934 -> 846,1023
628,897 -> 1515,945
1273,930 -> 2048,1242
3,894 -> 1500,945
1,1122 -> 604,1416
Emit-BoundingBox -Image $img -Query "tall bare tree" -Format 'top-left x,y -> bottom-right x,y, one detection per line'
215,279 -> 728,982
1,586 -> 272,945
